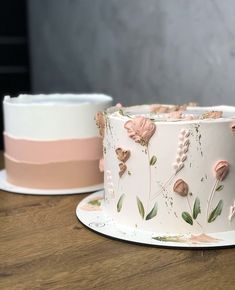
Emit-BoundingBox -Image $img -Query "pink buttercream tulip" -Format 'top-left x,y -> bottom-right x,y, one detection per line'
124,116 -> 156,146
214,160 -> 230,181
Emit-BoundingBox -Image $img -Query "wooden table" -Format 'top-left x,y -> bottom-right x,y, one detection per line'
0,154 -> 234,290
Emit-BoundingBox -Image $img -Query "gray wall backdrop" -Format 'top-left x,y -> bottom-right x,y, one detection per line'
28,0 -> 235,106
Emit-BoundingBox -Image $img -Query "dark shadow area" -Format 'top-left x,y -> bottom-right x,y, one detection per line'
0,0 -> 31,149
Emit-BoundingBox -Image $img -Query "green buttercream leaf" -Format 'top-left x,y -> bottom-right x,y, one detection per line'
88,200 -> 101,206
193,197 -> 201,219
117,194 -> 125,213
136,197 -> 145,219
182,211 -> 193,225
152,235 -> 185,243
150,155 -> 157,166
146,202 -> 158,220
208,200 -> 223,223
216,185 -> 224,192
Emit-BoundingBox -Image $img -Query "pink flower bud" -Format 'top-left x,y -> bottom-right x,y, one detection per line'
119,162 -> 127,177
214,160 -> 230,181
173,179 -> 189,197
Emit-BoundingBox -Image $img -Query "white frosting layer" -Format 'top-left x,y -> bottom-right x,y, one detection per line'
104,105 -> 235,234
3,94 -> 113,140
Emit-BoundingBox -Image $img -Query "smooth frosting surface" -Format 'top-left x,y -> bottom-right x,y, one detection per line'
3,94 -> 112,139
5,155 -> 103,189
4,133 -> 102,163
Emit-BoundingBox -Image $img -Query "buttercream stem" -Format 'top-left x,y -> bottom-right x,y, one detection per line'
196,221 -> 203,230
146,146 -> 151,212
117,177 -> 120,198
187,195 -> 193,215
207,179 -> 219,219
150,174 -> 176,201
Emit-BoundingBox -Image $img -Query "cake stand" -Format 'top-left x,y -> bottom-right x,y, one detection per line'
76,191 -> 235,248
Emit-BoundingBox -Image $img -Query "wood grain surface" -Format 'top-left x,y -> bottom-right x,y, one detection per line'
0,153 -> 234,290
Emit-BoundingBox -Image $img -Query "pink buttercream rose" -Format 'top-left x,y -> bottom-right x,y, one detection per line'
167,111 -> 183,120
124,116 -> 156,146
115,103 -> 123,108
214,160 -> 230,181
95,111 -> 106,138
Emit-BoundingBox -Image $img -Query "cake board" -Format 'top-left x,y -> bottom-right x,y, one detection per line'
76,191 -> 235,248
0,170 -> 103,195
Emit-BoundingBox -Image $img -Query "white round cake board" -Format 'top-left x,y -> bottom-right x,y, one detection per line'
76,191 -> 235,248
0,170 -> 103,195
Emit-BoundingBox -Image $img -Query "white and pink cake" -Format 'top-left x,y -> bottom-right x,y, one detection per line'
3,94 -> 112,190
99,104 -> 235,237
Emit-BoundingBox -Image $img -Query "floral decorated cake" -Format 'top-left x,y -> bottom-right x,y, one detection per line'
3,94 -> 112,190
96,104 -> 235,239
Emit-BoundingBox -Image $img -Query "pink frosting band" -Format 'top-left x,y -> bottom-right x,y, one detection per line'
5,154 -> 103,189
4,133 -> 103,163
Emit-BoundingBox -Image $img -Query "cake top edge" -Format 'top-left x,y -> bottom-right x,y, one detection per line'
3,94 -> 113,106
106,104 -> 235,123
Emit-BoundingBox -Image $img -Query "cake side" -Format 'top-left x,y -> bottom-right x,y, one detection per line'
103,105 -> 235,234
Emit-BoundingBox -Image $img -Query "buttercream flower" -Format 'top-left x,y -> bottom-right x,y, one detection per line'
150,104 -> 187,114
115,148 -> 130,163
95,111 -> 106,138
119,162 -> 127,177
173,179 -> 189,197
167,111 -> 183,120
214,160 -> 230,181
124,116 -> 156,146
202,111 -> 223,119
115,103 -> 122,108
207,160 -> 230,219
150,104 -> 169,113
169,105 -> 186,112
